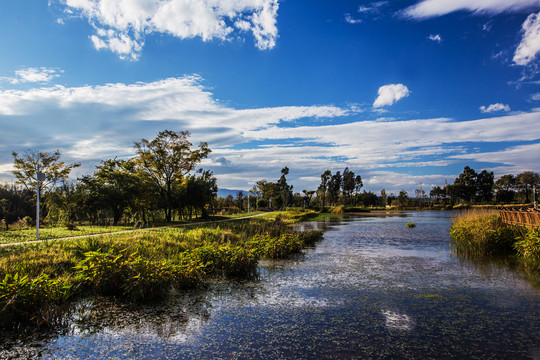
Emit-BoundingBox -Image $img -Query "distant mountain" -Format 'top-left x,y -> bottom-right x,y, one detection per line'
217,188 -> 245,198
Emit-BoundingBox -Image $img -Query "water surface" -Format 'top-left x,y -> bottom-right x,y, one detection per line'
2,212 -> 539,359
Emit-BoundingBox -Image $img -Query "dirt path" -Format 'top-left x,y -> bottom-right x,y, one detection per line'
0,212 -> 274,248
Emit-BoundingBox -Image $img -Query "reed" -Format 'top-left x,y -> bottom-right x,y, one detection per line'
449,209 -> 519,257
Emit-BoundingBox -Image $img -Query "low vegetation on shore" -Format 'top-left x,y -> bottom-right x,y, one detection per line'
0,213 -> 322,327
450,209 -> 540,271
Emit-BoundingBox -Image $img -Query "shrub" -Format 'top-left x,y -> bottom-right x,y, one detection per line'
66,223 -> 77,231
257,198 -> 269,208
515,227 -> 540,270
406,222 -> 416,228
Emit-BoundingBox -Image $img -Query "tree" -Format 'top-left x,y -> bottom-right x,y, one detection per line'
134,130 -> 211,222
78,159 -> 142,225
12,150 -> 80,229
12,150 -> 80,194
318,170 -> 331,208
397,190 -> 409,207
516,171 -> 540,203
474,170 -> 494,203
451,166 -> 477,202
494,174 -> 517,203
380,189 -> 387,207
342,167 -> 356,205
328,171 -> 342,206
276,167 -> 293,209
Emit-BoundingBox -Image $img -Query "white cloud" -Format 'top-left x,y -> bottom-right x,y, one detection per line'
428,34 -> 442,43
0,67 -> 62,84
373,84 -> 410,108
514,11 -> 540,66
1,75 -> 539,192
61,0 -> 280,60
479,103 -> 511,113
345,14 -> 362,24
0,163 -> 13,175
402,0 -> 540,19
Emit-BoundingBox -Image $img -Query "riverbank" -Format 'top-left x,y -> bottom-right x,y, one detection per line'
0,210 -> 322,327
449,208 -> 540,272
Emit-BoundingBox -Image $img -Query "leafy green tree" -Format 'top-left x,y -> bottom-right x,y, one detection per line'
276,167 -> 293,209
318,170 -> 331,208
342,167 -> 356,205
328,171 -> 342,206
380,189 -> 387,207
451,166 -> 477,202
494,174 -> 517,203
79,159 -> 142,225
474,170 -> 494,203
134,130 -> 211,222
397,190 -> 409,207
12,150 -> 80,195
517,171 -> 540,203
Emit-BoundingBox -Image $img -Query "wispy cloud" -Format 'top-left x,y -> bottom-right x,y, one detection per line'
0,67 -> 62,84
514,12 -> 540,66
373,84 -> 410,108
428,34 -> 442,43
345,14 -> 362,24
402,0 -> 540,19
60,0 -> 279,60
479,103 -> 511,113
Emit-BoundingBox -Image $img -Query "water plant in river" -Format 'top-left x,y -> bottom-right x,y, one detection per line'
406,222 -> 416,228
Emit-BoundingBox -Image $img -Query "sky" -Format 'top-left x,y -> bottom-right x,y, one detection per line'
1,0 -> 540,196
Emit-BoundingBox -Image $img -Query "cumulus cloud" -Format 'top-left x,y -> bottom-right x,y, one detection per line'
514,12 -> 540,66
61,0 -> 280,60
479,103 -> 510,113
373,84 -> 410,108
428,34 -> 442,43
0,67 -> 62,84
402,0 -> 540,19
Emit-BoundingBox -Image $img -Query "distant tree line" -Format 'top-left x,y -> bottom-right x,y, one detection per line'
1,130 -> 217,227
429,166 -> 540,205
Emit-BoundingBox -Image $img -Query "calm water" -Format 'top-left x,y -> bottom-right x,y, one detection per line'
2,212 -> 539,359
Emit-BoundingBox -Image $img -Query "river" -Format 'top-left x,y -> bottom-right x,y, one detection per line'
1,211 -> 539,359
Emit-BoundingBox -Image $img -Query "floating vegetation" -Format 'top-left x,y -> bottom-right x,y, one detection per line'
406,222 -> 416,228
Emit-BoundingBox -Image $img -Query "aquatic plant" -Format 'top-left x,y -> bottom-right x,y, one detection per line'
406,222 -> 416,228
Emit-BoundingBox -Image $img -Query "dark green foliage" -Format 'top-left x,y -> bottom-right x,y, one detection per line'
515,227 -> 540,271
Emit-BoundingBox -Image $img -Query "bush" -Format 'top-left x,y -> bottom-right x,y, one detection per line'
515,227 -> 540,270
66,223 -> 77,231
257,198 -> 269,208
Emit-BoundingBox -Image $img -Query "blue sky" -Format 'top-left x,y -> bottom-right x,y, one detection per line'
1,0 -> 540,195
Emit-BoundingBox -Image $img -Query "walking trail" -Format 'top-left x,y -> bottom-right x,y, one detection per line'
0,212 -> 274,248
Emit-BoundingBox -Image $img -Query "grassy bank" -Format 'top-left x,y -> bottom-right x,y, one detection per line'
449,209 -> 540,271
0,216 -> 322,327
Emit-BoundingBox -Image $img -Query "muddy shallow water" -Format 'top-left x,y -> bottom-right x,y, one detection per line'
2,212 -> 539,359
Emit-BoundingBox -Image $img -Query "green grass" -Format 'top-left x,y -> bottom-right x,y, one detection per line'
0,214 -> 323,326
0,225 -> 133,244
0,211 -> 270,245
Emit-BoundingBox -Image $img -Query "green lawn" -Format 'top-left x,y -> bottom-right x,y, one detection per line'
0,211 -> 270,244
0,225 -> 133,244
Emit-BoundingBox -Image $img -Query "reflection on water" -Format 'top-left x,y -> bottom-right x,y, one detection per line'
1,211 -> 539,359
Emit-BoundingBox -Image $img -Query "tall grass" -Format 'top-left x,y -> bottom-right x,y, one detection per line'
449,209 -> 519,257
0,216 -> 323,326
